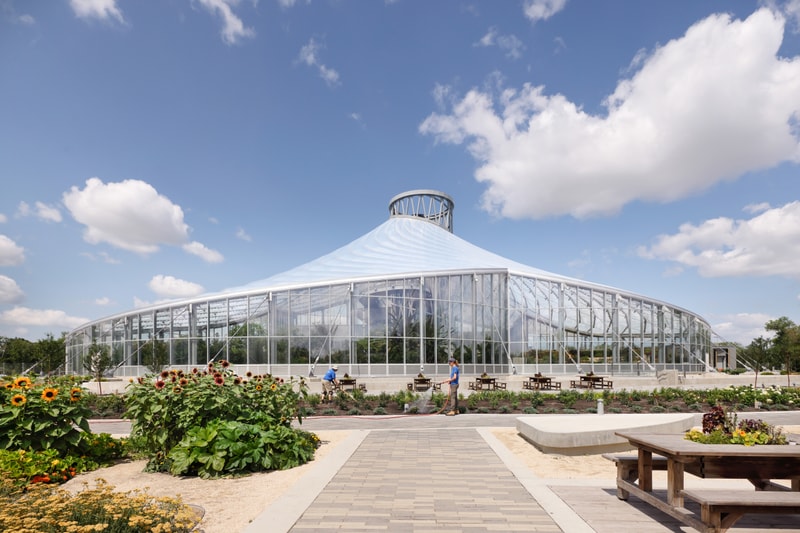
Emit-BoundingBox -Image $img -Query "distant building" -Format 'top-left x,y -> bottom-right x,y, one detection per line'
66,190 -> 712,377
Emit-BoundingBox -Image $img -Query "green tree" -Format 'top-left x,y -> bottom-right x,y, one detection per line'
744,336 -> 771,388
765,317 -> 800,386
34,334 -> 66,375
83,343 -> 113,394
140,339 -> 170,374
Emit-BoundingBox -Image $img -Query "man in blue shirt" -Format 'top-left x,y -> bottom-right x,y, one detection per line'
440,357 -> 460,416
322,365 -> 339,403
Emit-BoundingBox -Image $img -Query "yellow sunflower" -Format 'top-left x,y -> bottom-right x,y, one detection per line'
69,388 -> 82,402
41,387 -> 58,402
10,394 -> 26,407
270,383 -> 277,391
13,376 -> 32,389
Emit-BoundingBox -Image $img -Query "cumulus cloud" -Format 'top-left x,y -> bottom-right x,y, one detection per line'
95,296 -> 112,306
420,8 -> 800,220
711,312 -> 773,345
0,235 -> 25,266
17,201 -> 62,222
63,177 -> 222,262
523,0 -> 567,23
298,38 -> 340,87
148,275 -> 205,298
475,27 -> 525,60
638,201 -> 800,279
182,241 -> 224,263
196,0 -> 255,45
0,275 -> 24,304
69,0 -> 125,24
0,306 -> 88,329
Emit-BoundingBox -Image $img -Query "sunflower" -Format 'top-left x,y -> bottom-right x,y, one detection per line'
255,384 -> 262,391
69,388 -> 82,402
13,376 -> 32,389
270,383 -> 278,391
172,386 -> 183,394
4,382 -> 13,389
233,377 -> 242,385
154,380 -> 166,390
179,378 -> 189,386
160,370 -> 170,379
220,359 -> 230,368
214,375 -> 225,386
10,394 -> 26,407
41,388 -> 58,402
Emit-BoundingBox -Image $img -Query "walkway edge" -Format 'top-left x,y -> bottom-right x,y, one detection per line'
243,429 -> 369,533
478,427 -> 595,533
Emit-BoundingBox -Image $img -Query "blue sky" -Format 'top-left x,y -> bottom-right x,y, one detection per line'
1,0 -> 800,345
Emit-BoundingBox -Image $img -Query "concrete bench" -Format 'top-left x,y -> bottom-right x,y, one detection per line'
603,453 -> 668,499
681,489 -> 800,533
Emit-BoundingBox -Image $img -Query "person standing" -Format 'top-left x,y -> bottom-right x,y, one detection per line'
440,357 -> 460,416
322,365 -> 339,403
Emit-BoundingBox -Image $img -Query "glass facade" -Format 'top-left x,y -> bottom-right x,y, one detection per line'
65,190 -> 712,377
66,270 -> 711,377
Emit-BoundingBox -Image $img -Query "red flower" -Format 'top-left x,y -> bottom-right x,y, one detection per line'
220,359 -> 230,368
154,380 -> 166,390
214,375 -> 225,386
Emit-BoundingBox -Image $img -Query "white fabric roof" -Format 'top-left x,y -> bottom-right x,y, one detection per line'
226,216 -> 588,293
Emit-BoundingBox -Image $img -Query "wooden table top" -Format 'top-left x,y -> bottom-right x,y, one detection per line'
616,432 -> 800,458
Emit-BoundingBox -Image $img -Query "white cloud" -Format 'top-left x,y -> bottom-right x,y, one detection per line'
785,0 -> 800,32
710,312 -> 773,345
523,0 -> 567,23
0,235 -> 25,266
95,296 -> 112,306
638,201 -> 800,279
0,214 -> 6,223
148,275 -> 205,298
0,306 -> 88,329
420,9 -> 800,220
63,177 -> 222,262
0,275 -> 24,304
298,38 -> 341,87
182,241 -> 224,263
235,227 -> 252,241
196,0 -> 255,45
475,27 -> 525,60
17,201 -> 62,222
69,0 -> 125,24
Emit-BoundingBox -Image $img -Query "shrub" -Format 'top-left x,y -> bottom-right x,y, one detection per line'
522,407 -> 538,414
125,361 -> 315,475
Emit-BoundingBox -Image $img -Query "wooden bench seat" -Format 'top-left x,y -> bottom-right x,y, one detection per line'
681,489 -> 800,533
603,453 -> 668,499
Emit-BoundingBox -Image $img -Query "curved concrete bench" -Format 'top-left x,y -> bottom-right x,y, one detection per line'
516,413 -> 697,455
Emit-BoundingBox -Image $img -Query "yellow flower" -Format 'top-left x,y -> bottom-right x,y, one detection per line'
10,393 -> 26,406
13,376 -> 32,389
70,387 -> 82,402
270,383 -> 277,391
41,387 -> 58,402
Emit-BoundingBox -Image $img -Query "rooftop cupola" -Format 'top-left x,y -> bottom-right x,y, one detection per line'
388,190 -> 454,233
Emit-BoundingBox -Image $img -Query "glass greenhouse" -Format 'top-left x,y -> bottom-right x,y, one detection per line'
66,190 -> 712,377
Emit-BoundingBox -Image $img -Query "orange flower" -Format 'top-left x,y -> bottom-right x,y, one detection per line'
13,376 -> 32,389
69,388 -> 82,402
10,394 -> 26,407
41,387 -> 58,402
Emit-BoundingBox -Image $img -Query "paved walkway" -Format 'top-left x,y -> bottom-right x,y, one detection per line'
90,413 -> 800,533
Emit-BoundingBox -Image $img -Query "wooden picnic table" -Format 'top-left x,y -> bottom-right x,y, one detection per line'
407,377 -> 440,392
614,431 -> 800,532
570,375 -> 612,389
338,377 -> 365,392
522,375 -> 561,390
468,377 -> 507,391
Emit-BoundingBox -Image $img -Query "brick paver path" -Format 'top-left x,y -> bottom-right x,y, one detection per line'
289,428 -> 562,532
